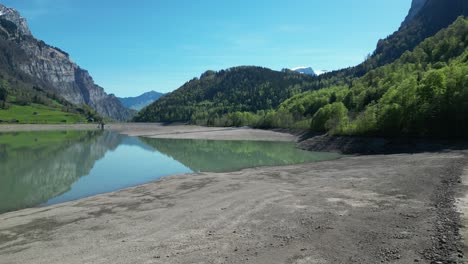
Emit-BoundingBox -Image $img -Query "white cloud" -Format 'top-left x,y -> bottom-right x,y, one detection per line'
291,66 -> 310,71
19,0 -> 72,20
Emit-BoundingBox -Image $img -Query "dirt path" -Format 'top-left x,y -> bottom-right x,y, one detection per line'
1,152 -> 467,264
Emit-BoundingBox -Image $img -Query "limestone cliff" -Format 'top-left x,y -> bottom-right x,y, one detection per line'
0,5 -> 30,35
401,0 -> 428,27
0,4 -> 134,121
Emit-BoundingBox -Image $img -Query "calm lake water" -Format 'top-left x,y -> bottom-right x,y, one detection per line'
0,130 -> 342,213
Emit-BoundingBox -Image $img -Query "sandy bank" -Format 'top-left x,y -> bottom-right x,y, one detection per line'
0,152 -> 466,263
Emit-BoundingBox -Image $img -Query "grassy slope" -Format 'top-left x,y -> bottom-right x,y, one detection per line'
0,104 -> 87,124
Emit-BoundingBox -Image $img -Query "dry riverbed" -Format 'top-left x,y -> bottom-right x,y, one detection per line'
0,124 -> 467,263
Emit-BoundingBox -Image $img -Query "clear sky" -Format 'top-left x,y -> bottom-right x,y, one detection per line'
2,0 -> 411,97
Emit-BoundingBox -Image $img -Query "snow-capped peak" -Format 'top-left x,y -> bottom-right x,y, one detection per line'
291,66 -> 327,76
292,66 -> 315,76
313,69 -> 328,76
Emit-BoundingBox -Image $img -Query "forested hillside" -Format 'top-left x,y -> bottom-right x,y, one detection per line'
135,1 -> 468,138
219,17 -> 468,137
134,67 -> 314,124
313,0 -> 468,88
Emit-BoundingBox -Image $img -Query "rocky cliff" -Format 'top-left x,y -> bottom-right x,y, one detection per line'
0,5 -> 30,35
0,4 -> 134,121
401,0 -> 428,27
372,0 -> 468,68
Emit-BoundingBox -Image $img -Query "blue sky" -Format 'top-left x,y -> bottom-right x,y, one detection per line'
2,0 -> 411,97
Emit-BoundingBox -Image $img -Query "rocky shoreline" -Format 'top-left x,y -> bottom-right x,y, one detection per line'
0,150 -> 466,263
298,134 -> 468,155
0,125 -> 467,263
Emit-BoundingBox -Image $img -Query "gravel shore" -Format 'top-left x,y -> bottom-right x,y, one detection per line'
0,124 -> 467,263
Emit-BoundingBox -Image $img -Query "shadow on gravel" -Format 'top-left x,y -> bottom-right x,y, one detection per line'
297,134 -> 468,155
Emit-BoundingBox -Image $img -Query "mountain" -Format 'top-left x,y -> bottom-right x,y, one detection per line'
0,4 -> 134,121
277,16 -> 468,137
134,67 -> 314,123
135,0 -> 468,139
292,67 -> 316,76
401,0 -> 428,27
193,16 -> 468,137
373,0 -> 468,68
0,5 -> 30,35
313,70 -> 328,76
292,67 -> 327,76
310,0 -> 468,88
117,91 -> 165,111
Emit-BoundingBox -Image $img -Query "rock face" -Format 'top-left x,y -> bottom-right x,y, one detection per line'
373,0 -> 468,68
401,0 -> 428,27
0,5 -> 30,35
0,4 -> 134,121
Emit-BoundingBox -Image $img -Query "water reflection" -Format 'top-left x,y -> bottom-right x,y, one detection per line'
143,138 -> 341,172
0,131 -> 120,213
0,131 -> 341,213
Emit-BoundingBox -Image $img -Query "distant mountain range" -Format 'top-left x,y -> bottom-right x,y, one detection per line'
118,91 -> 165,111
291,67 -> 327,76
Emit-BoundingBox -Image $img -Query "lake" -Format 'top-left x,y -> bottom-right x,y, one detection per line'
0,130 -> 342,213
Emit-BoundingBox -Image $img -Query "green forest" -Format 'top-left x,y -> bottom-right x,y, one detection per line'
133,67 -> 315,124
231,17 -> 468,137
137,16 -> 468,138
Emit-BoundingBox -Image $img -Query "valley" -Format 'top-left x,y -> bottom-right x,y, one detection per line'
0,0 -> 468,263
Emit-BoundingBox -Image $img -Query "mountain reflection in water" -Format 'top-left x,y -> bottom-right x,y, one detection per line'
0,131 -> 341,213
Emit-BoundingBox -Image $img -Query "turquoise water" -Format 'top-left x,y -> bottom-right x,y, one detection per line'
0,131 -> 341,213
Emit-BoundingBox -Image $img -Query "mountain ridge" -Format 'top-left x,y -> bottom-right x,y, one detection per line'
0,4 -> 134,121
135,0 -> 468,138
117,91 -> 165,111
292,67 -> 327,76
374,0 -> 468,67
134,66 -> 314,123
292,67 -> 316,76
401,0 -> 428,27
0,5 -> 30,35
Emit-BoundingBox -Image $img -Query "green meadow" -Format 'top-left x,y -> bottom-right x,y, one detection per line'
0,104 -> 87,124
